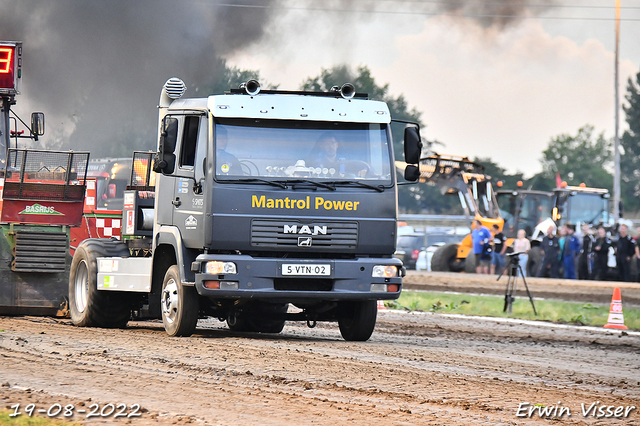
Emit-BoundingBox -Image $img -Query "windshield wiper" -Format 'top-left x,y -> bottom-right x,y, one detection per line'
288,179 -> 336,191
219,178 -> 288,189
326,180 -> 387,192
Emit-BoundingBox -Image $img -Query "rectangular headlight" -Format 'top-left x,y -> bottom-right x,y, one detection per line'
205,261 -> 237,275
372,265 -> 398,278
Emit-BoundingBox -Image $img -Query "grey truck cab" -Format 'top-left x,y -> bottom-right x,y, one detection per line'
69,79 -> 422,341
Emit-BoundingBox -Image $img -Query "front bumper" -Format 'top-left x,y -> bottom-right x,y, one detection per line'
193,254 -> 402,301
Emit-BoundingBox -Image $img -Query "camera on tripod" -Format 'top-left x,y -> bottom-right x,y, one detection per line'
506,251 -> 523,261
498,251 -> 537,315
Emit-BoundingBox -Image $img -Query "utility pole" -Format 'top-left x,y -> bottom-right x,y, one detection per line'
613,0 -> 621,220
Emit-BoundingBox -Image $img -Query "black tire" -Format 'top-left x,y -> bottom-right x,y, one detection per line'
69,239 -> 132,328
527,246 -> 542,277
227,302 -> 287,334
161,265 -> 199,337
464,252 -> 477,274
338,300 -> 377,341
431,243 -> 459,272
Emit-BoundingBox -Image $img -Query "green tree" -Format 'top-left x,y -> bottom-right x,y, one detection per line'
540,125 -> 612,190
620,70 -> 640,214
301,65 -> 454,213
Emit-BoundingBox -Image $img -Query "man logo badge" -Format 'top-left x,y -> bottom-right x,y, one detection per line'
298,237 -> 312,247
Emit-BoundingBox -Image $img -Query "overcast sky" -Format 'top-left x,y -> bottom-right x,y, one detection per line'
226,1 -> 640,177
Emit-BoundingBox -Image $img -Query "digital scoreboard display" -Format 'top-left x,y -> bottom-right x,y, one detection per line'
0,41 -> 22,95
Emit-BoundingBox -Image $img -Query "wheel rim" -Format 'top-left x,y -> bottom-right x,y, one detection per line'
162,279 -> 179,324
74,260 -> 89,313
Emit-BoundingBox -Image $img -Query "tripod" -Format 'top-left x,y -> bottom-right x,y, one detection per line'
497,253 -> 537,315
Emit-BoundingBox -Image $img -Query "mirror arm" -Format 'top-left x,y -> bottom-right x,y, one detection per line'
9,110 -> 39,141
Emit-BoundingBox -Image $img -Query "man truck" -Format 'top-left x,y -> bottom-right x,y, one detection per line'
69,78 -> 423,341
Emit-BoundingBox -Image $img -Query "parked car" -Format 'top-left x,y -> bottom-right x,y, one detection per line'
395,229 -> 464,270
416,242 -> 444,271
395,233 -> 426,270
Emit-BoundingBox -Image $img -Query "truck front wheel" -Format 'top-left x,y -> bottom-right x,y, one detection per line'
161,265 -> 199,337
338,300 -> 377,341
69,239 -> 131,328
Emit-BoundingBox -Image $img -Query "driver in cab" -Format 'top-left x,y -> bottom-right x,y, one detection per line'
308,133 -> 367,178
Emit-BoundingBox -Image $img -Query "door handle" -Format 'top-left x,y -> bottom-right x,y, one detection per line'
172,198 -> 181,207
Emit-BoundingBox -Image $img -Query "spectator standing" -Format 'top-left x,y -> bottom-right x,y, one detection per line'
591,227 -> 611,281
558,226 -> 567,275
490,224 -> 507,275
513,229 -> 531,277
537,226 -> 560,278
578,224 -> 594,280
472,220 -> 492,274
615,224 -> 635,282
634,227 -> 640,282
563,224 -> 580,279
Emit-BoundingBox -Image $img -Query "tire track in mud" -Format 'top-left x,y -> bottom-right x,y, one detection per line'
1,314 -> 639,425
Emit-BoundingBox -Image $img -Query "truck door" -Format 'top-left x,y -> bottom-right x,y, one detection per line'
172,114 -> 206,248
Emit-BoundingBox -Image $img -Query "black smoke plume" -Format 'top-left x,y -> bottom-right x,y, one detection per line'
0,0 -> 275,156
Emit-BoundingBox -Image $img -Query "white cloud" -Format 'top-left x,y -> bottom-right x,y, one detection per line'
384,17 -> 637,177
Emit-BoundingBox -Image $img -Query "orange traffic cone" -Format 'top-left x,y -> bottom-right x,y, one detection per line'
377,300 -> 387,310
604,287 -> 628,330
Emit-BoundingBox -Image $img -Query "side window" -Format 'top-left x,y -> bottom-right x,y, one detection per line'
180,116 -> 200,168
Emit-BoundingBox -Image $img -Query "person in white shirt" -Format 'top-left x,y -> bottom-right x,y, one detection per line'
513,229 -> 531,277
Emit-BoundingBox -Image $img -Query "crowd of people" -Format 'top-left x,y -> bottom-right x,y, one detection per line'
471,220 -> 640,282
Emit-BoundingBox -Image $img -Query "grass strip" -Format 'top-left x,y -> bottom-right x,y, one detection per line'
0,410 -> 80,426
387,291 -> 640,330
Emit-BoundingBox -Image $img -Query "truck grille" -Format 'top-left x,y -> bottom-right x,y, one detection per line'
251,219 -> 358,250
11,231 -> 68,273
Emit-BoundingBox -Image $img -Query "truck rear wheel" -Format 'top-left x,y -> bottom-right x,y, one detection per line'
431,243 -> 459,272
338,300 -> 377,341
69,239 -> 131,328
161,265 -> 199,337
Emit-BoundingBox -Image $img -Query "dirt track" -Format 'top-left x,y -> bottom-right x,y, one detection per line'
1,311 -> 639,425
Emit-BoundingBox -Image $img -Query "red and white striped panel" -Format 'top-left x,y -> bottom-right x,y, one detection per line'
95,218 -> 122,239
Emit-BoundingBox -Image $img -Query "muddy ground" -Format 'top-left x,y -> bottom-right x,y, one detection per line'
1,307 -> 639,425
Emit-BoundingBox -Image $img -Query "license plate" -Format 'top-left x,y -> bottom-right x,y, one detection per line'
282,264 -> 330,276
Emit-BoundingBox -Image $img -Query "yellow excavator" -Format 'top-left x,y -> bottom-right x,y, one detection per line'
397,154 -> 505,273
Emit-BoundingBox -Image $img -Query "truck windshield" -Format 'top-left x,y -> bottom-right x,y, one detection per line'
497,192 -> 553,238
560,192 -> 609,226
214,119 -> 392,182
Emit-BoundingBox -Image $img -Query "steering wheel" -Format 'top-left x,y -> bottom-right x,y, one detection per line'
340,160 -> 371,178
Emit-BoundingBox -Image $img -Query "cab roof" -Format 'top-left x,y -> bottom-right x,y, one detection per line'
167,93 -> 391,124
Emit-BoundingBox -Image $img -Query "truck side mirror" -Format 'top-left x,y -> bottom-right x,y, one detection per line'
31,112 -> 45,137
404,165 -> 420,182
153,117 -> 178,174
403,126 -> 422,165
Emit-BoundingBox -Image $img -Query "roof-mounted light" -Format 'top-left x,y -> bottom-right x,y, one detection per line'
240,79 -> 260,96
